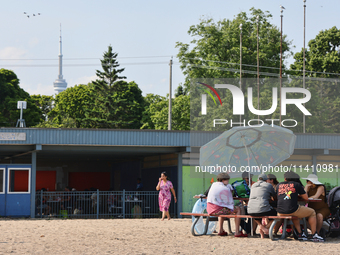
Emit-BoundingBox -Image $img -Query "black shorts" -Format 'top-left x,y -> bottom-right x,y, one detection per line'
249,208 -> 277,221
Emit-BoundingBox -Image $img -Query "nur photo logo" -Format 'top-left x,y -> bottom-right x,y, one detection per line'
197,81 -> 311,128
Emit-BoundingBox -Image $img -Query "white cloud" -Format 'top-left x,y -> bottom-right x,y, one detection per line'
0,47 -> 27,59
161,78 -> 166,83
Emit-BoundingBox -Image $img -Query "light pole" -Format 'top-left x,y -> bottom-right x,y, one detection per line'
280,5 -> 285,126
303,0 -> 306,133
257,16 -> 260,124
240,23 -> 243,123
168,56 -> 173,130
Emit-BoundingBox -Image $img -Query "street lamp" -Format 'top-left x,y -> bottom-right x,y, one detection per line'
240,23 -> 243,123
303,0 -> 306,133
280,5 -> 285,126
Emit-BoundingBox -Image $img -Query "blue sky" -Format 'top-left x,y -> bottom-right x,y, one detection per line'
0,0 -> 337,97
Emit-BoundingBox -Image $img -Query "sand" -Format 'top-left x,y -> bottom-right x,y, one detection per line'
0,218 -> 339,255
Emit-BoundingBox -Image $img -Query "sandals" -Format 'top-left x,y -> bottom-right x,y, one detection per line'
218,231 -> 228,236
234,233 -> 248,237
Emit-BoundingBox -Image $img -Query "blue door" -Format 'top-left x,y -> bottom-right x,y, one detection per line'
0,165 -> 31,217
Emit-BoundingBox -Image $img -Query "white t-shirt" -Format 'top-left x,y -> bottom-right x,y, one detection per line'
207,182 -> 234,210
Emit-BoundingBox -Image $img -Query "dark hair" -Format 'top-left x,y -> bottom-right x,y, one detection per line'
284,171 -> 304,187
137,178 -> 141,182
269,178 -> 279,185
293,178 -> 304,187
161,172 -> 168,179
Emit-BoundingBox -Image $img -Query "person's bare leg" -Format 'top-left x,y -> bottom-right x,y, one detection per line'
308,216 -> 317,234
254,219 -> 265,238
264,219 -> 274,231
292,218 -> 302,233
259,228 -> 265,238
218,217 -> 225,234
161,211 -> 165,221
316,213 -> 323,233
234,207 -> 241,235
252,219 -> 258,235
274,219 -> 283,235
166,211 -> 171,220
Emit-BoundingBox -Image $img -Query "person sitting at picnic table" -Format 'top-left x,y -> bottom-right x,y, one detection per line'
276,171 -> 324,242
207,173 -> 247,237
267,174 -> 279,191
303,174 -> 330,237
248,174 -> 280,238
232,172 -> 256,235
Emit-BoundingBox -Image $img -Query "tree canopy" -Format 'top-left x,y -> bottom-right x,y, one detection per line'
141,93 -> 190,130
290,26 -> 340,78
289,26 -> 340,133
0,69 -> 42,127
176,8 -> 292,92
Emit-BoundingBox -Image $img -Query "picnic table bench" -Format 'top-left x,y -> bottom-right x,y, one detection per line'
180,212 -> 307,240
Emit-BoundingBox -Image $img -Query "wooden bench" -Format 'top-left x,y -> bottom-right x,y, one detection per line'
180,212 -> 307,240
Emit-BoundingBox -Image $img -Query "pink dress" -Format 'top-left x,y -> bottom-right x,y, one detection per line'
159,180 -> 173,212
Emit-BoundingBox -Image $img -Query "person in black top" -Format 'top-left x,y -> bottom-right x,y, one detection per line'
276,171 -> 324,242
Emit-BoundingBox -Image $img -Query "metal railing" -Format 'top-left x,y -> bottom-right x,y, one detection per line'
35,190 -> 177,219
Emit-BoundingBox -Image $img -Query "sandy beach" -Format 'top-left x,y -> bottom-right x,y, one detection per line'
0,218 -> 339,255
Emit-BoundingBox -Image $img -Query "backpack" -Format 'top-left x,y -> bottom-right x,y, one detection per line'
231,180 -> 250,198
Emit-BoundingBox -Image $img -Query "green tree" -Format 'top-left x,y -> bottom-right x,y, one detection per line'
30,94 -> 54,121
84,46 -> 145,129
0,69 -> 42,127
174,84 -> 188,97
290,26 -> 340,78
290,26 -> 340,133
141,94 -> 165,129
176,8 -> 292,92
93,45 -> 126,91
52,84 -> 94,128
175,8 -> 293,131
142,94 -> 190,130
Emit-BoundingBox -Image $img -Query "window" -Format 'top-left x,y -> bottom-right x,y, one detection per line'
8,168 -> 30,193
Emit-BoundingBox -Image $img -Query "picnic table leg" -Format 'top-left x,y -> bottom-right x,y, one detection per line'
302,218 -> 308,236
269,219 -> 279,240
227,218 -> 232,234
203,216 -> 211,235
190,216 -> 211,236
191,216 -> 202,236
281,219 -> 288,239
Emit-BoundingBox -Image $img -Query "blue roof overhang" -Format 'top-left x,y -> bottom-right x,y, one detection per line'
1,128 -> 340,161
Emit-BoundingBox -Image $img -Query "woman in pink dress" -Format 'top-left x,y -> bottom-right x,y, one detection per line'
156,172 -> 177,220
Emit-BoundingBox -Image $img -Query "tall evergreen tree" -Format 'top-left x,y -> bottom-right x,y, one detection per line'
85,46 -> 144,129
